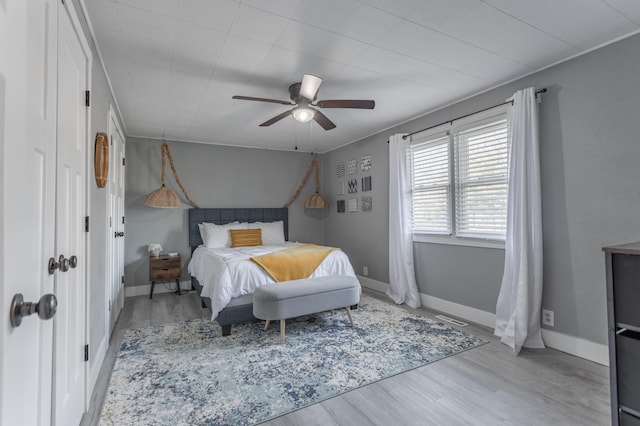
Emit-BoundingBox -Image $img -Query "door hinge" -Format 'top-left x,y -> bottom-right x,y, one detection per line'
122,216 -> 125,224
109,216 -> 112,228
85,90 -> 90,107
85,216 -> 89,232
122,157 -> 126,166
84,344 -> 89,362
109,300 -> 112,312
121,275 -> 125,284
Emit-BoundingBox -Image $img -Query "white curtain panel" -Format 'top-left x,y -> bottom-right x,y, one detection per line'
388,134 -> 421,309
494,87 -> 545,354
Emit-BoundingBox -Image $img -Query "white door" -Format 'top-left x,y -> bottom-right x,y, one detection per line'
108,109 -> 125,332
0,0 -> 57,425
54,2 -> 89,425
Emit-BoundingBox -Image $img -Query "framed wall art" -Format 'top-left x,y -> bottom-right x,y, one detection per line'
362,196 -> 372,212
347,179 -> 358,193
346,159 -> 357,175
361,155 -> 372,171
348,198 -> 358,212
362,176 -> 371,192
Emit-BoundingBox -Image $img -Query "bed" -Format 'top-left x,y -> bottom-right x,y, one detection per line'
187,208 -> 356,336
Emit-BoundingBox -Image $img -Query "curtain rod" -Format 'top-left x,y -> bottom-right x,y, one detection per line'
398,88 -> 547,141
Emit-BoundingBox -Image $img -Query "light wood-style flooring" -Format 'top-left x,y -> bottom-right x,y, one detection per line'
81,289 -> 610,426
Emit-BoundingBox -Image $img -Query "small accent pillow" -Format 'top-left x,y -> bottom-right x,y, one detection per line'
250,221 -> 285,245
230,229 -> 263,248
200,221 -> 246,248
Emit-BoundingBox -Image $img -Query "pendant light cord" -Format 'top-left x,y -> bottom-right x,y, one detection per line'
283,155 -> 318,208
162,142 -> 200,208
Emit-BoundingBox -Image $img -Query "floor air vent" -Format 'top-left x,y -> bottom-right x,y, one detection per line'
435,315 -> 468,327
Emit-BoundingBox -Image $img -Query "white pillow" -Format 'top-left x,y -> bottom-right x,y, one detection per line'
199,222 -> 247,248
250,221 -> 285,245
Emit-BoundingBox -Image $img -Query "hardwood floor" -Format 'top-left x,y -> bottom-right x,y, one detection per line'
81,289 -> 610,426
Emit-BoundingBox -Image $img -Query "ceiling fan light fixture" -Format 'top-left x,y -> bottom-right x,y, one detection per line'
293,107 -> 315,123
299,74 -> 322,100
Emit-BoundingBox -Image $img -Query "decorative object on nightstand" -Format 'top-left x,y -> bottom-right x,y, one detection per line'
149,253 -> 182,299
147,243 -> 162,257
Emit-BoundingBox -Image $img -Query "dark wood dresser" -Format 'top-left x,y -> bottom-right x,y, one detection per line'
149,254 -> 181,299
603,242 -> 640,425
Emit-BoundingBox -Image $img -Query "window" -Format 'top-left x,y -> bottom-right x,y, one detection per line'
410,113 -> 509,242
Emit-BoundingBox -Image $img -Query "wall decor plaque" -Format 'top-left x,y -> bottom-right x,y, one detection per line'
346,159 -> 357,175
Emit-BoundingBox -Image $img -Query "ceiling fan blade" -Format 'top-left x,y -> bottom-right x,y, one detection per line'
316,99 -> 375,109
310,108 -> 336,130
232,95 -> 294,106
299,74 -> 323,100
259,109 -> 294,127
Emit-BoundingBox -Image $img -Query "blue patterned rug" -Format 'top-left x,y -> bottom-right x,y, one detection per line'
100,295 -> 486,425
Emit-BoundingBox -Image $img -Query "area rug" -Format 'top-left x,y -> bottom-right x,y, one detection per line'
100,295 -> 486,425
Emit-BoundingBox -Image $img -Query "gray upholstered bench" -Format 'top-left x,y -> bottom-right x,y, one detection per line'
253,275 -> 361,344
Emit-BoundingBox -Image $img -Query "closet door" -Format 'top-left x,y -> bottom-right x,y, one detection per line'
0,0 -> 57,425
54,2 -> 89,425
108,107 -> 125,332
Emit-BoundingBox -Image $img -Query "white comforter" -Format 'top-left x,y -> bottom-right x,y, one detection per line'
188,243 -> 356,319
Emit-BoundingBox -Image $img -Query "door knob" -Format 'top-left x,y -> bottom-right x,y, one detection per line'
59,255 -> 69,272
69,255 -> 77,269
48,257 -> 59,275
10,293 -> 57,328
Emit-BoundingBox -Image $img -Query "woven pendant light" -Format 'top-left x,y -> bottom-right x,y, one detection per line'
283,154 -> 329,209
144,142 -> 199,209
304,156 -> 329,208
144,184 -> 180,208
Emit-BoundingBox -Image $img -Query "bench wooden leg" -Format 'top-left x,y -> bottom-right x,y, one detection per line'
345,306 -> 354,326
264,320 -> 270,331
280,319 -> 285,345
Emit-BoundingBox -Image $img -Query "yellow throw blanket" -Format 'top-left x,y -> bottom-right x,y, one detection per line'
250,244 -> 338,282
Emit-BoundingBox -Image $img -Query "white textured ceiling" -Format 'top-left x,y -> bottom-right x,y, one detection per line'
82,0 -> 640,152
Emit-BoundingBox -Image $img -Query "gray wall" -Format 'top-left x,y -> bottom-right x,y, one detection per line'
323,33 -> 640,346
124,139 -> 326,287
321,134 -> 390,280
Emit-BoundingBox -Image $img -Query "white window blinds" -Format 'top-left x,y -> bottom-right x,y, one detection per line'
410,115 -> 509,241
410,135 -> 451,234
455,119 -> 508,239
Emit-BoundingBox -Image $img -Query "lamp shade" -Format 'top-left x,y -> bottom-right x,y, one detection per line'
144,184 -> 180,208
304,192 -> 329,209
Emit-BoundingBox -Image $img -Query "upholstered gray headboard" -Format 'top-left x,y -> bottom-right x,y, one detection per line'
188,208 -> 289,249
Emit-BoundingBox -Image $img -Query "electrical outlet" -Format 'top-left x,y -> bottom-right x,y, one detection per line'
542,309 -> 554,327
363,266 -> 368,276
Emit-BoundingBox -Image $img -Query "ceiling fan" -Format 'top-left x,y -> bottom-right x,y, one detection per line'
232,74 -> 375,130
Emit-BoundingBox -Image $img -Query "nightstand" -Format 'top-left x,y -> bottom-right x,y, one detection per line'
149,254 -> 182,299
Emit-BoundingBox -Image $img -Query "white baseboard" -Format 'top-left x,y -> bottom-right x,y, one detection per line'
540,328 -> 609,366
357,275 -> 390,294
356,275 -> 608,365
86,334 -> 107,406
125,280 -> 190,298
